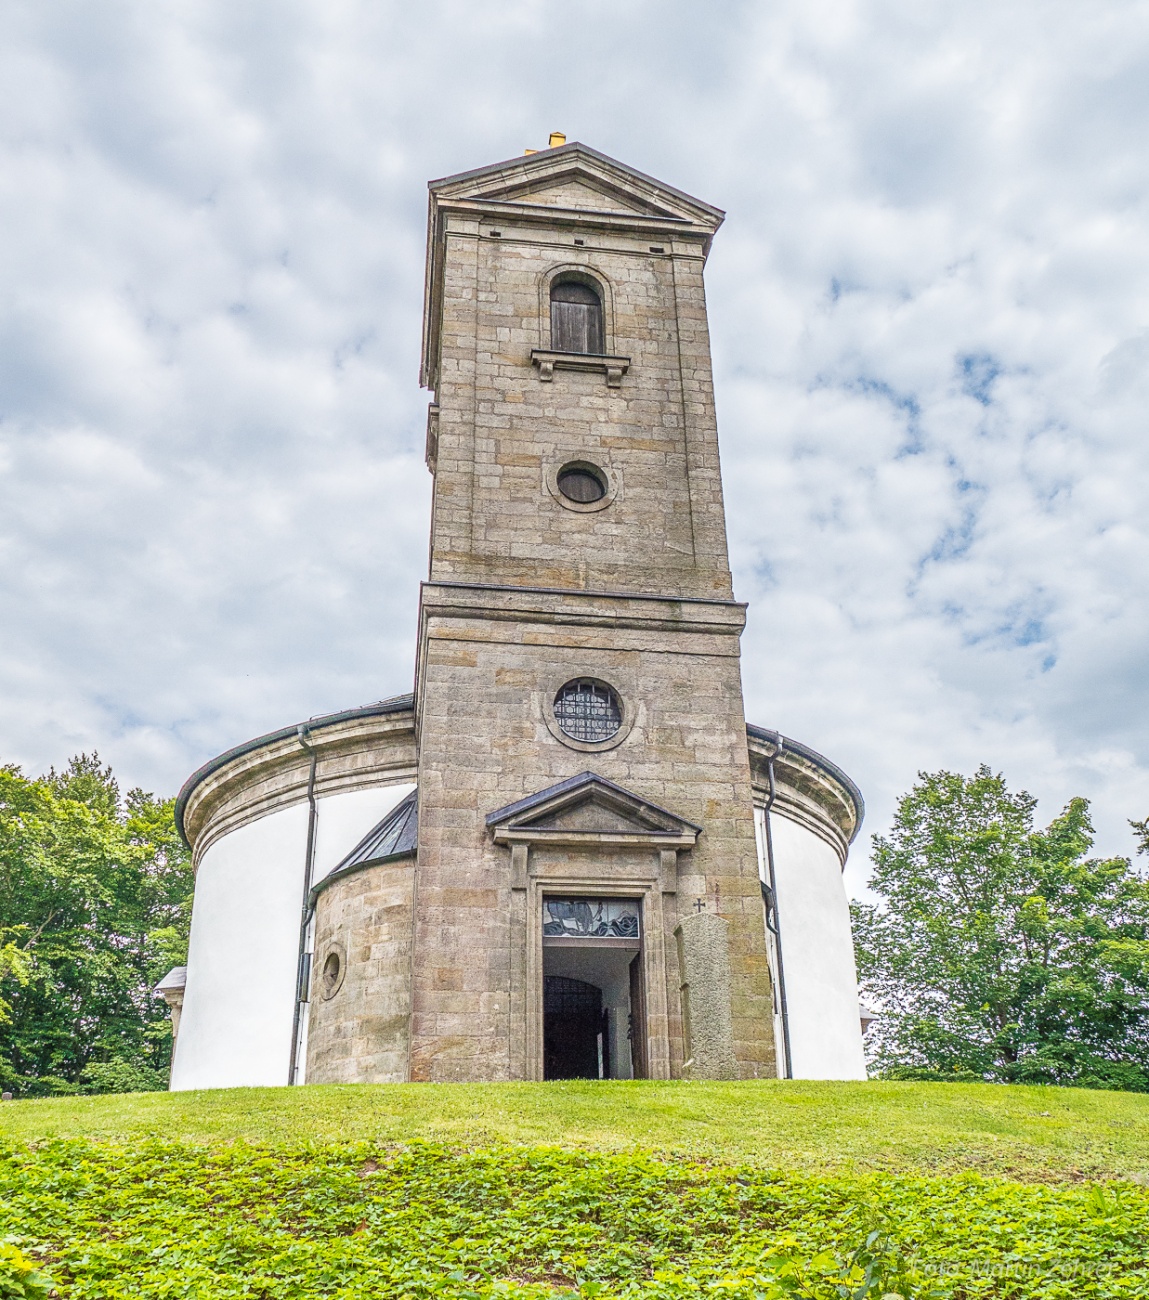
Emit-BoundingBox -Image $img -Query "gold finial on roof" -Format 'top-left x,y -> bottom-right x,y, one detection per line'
548,132 -> 566,148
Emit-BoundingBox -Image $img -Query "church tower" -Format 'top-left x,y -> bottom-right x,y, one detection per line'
410,141 -> 774,1081
169,142 -> 868,1093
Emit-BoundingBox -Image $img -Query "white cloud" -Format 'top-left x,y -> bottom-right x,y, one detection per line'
1,0 -> 1147,893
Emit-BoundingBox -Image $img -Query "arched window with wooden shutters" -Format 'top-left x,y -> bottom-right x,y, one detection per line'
550,279 -> 604,355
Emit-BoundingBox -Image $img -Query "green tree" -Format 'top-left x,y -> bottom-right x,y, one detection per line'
852,766 -> 1149,1090
1133,814 -> 1149,860
0,755 -> 192,1096
0,927 -> 32,1025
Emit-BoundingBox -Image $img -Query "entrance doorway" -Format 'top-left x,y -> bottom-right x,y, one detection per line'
541,897 -> 644,1080
543,977 -> 607,1079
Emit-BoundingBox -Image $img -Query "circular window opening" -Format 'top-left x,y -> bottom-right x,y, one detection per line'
322,952 -> 341,996
557,463 -> 606,505
553,679 -> 623,744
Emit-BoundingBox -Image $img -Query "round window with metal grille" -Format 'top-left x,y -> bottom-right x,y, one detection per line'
553,679 -> 623,743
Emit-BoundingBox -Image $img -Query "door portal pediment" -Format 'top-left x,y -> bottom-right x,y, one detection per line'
486,771 -> 701,848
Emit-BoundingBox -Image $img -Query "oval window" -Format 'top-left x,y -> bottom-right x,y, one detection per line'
322,951 -> 341,996
557,463 -> 606,504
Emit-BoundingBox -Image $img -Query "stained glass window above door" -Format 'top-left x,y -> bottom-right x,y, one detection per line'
543,897 -> 640,939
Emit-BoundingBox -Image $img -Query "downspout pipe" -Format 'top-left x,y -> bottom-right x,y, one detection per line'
288,724 -> 319,1086
762,754 -> 793,1079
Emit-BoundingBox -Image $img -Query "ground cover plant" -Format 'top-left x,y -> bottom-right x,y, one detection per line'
2,1137 -> 1148,1298
3,1082 -> 1149,1297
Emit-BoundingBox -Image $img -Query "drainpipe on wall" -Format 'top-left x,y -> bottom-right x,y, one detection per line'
288,724 -> 319,1086
762,754 -> 793,1080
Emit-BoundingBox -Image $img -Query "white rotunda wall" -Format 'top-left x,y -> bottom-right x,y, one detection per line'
757,809 -> 868,1081
171,782 -> 415,1091
172,802 -> 308,1091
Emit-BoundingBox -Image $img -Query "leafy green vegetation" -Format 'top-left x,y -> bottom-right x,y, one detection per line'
0,1240 -> 52,1299
4,1079 -> 1149,1182
0,755 -> 192,1098
1,1137 -> 1147,1298
853,766 -> 1149,1090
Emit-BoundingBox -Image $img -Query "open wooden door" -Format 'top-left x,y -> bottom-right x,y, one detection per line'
628,953 -> 648,1080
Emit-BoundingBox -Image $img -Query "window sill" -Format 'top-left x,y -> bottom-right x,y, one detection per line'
530,349 -> 630,387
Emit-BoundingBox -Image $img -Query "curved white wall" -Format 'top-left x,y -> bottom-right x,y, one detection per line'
172,803 -> 308,1090
171,782 -> 415,1091
756,809 -> 867,1081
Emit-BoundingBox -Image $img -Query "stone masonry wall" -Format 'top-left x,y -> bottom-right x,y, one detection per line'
429,217 -> 733,598
306,860 -> 415,1084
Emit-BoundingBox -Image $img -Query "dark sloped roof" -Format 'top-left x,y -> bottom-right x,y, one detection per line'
309,788 -> 418,907
334,789 -> 418,872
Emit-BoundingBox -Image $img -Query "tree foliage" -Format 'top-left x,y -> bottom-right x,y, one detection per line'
0,754 -> 191,1097
853,766 -> 1149,1090
1133,814 -> 1149,861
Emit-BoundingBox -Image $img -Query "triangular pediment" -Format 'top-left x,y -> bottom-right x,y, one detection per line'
541,798 -> 651,834
429,142 -> 724,231
486,771 -> 701,842
471,169 -> 673,219
496,174 -> 659,217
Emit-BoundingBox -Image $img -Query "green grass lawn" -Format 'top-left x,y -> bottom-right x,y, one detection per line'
4,1082 -> 1149,1297
2,1078 -> 1149,1181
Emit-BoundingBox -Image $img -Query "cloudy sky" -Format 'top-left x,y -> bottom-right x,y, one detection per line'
2,0 -> 1148,892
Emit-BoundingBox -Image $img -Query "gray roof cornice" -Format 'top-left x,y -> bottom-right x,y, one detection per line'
746,723 -> 865,842
174,693 -> 415,845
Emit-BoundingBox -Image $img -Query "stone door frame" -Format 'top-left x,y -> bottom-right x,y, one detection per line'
527,868 -> 670,1081
487,772 -> 701,1082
